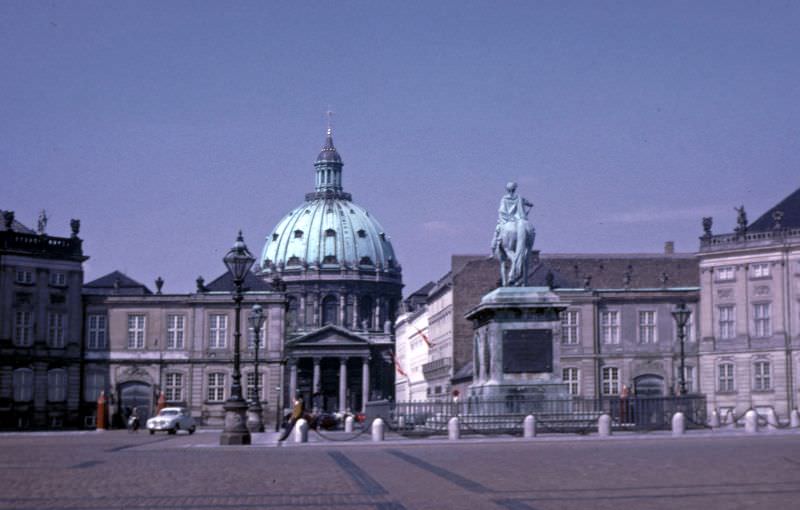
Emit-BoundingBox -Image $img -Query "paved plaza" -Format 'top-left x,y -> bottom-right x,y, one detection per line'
1,429 -> 799,510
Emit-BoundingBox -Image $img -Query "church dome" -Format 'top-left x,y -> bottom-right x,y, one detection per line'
260,129 -> 400,275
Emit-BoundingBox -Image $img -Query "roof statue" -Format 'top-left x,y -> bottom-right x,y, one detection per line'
491,182 -> 535,286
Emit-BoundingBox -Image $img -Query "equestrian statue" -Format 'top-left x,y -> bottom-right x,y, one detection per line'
491,182 -> 535,286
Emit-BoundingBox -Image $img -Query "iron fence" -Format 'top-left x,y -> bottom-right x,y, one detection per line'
386,395 -> 707,435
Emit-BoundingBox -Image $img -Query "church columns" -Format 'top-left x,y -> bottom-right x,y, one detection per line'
338,294 -> 346,326
339,357 -> 348,413
299,294 -> 306,329
352,295 -> 359,329
288,359 -> 298,402
374,297 -> 381,331
312,293 -> 320,328
362,356 -> 370,412
312,357 -> 321,394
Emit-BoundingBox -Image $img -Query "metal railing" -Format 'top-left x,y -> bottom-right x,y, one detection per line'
386,395 -> 707,435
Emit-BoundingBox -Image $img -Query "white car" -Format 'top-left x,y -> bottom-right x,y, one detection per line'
146,407 -> 196,435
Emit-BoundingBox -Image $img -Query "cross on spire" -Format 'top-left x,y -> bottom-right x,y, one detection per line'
326,107 -> 334,135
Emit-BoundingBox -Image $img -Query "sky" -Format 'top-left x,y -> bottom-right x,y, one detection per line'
2,1 -> 799,296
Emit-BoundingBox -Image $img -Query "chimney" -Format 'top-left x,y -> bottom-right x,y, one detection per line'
664,241 -> 675,255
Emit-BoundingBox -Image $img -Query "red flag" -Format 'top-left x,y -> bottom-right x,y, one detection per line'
390,350 -> 407,377
409,323 -> 432,347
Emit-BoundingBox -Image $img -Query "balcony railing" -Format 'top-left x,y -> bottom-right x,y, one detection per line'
0,231 -> 84,259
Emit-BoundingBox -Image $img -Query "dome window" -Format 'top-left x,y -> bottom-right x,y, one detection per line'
379,232 -> 386,241
294,230 -> 303,239
287,256 -> 301,266
272,233 -> 279,241
359,256 -> 373,266
323,255 -> 338,265
325,228 -> 336,237
357,229 -> 366,238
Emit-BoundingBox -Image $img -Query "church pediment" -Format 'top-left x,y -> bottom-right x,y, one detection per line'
287,324 -> 370,347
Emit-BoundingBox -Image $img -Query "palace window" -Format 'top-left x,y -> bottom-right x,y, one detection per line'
15,270 -> 34,284
716,266 -> 735,281
47,312 -> 66,348
13,369 -> 33,401
753,303 -> 771,338
718,362 -> 735,393
47,369 -> 67,402
246,372 -> 262,402
563,368 -> 579,396
322,295 -> 338,326
751,263 -> 770,278
127,314 -> 146,349
247,323 -> 266,349
754,361 -> 771,391
638,311 -> 657,344
14,311 -> 33,347
167,315 -> 185,350
718,305 -> 735,339
560,311 -> 579,345
49,272 -> 67,287
208,314 -> 228,349
602,367 -> 620,395
87,314 -> 107,349
164,373 -> 184,402
84,371 -> 106,402
207,373 -> 226,402
600,311 -> 620,344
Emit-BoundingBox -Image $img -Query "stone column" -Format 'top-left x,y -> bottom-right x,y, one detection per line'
374,297 -> 381,330
352,295 -> 359,328
361,356 -> 370,412
299,294 -> 306,329
288,359 -> 298,402
339,357 -> 348,413
312,293 -> 320,328
312,358 -> 321,394
339,294 -> 346,326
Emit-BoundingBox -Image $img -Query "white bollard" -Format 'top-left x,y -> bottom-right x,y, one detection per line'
398,416 -> 406,429
293,418 -> 308,443
672,412 -> 686,437
744,410 -> 759,434
598,414 -> 612,437
709,410 -> 720,428
371,418 -> 385,442
345,415 -> 354,433
791,409 -> 800,428
766,409 -> 779,430
523,415 -> 536,439
448,417 -> 460,440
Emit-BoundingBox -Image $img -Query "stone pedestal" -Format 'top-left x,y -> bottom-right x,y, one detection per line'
465,287 -> 569,401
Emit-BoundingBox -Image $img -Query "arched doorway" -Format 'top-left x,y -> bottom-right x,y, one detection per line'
634,374 -> 665,397
119,381 -> 153,423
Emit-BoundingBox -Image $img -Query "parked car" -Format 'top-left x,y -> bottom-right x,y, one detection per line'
146,407 -> 196,435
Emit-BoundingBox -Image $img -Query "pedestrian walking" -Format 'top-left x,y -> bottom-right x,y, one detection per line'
278,395 -> 304,442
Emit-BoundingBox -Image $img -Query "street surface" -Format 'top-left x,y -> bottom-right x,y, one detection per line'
1,429 -> 799,509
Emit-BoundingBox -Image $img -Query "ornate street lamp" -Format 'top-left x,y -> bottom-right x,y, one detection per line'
671,302 -> 692,396
246,303 -> 266,433
219,231 -> 255,446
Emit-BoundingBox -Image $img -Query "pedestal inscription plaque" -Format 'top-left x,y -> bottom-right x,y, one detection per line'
502,329 -> 552,373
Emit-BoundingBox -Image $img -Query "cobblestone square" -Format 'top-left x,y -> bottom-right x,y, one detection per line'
1,430 -> 798,510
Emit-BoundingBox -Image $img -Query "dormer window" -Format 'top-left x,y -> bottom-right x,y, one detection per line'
287,256 -> 301,266
357,229 -> 366,238
379,232 -> 386,241
294,230 -> 303,239
323,255 -> 338,264
325,229 -> 336,237
359,256 -> 373,266
272,233 -> 279,241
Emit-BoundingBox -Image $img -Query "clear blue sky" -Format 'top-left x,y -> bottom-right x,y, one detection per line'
2,1 -> 798,295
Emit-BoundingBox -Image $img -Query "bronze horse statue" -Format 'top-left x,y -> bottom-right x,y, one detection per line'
494,217 -> 535,287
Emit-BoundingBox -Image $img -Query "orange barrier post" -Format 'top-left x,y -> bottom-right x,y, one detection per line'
96,391 -> 107,430
156,391 -> 166,413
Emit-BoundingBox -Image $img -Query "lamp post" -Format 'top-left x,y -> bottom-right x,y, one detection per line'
219,231 -> 255,446
671,302 -> 692,396
246,304 -> 266,433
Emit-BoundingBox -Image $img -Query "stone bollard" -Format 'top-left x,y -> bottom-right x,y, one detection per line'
672,412 -> 686,437
744,410 -> 758,434
523,415 -> 536,439
448,417 -> 460,440
791,409 -> 800,428
371,418 -> 385,442
293,418 -> 309,443
709,410 -> 720,428
766,409 -> 779,430
345,415 -> 354,433
598,414 -> 612,437
398,416 -> 405,429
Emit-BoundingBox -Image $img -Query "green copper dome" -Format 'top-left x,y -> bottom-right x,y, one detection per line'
260,129 -> 400,275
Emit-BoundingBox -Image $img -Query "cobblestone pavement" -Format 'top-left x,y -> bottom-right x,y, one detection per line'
1,429 -> 799,510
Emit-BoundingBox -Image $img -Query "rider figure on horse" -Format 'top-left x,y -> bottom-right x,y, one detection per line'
492,182 -> 535,286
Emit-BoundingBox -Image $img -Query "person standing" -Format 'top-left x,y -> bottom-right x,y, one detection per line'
278,395 -> 304,442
